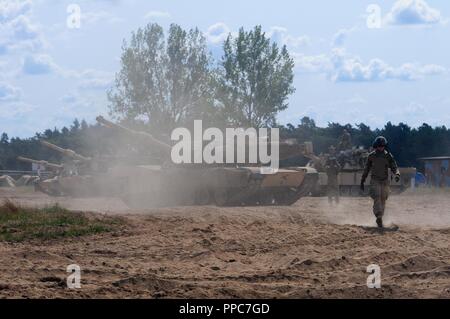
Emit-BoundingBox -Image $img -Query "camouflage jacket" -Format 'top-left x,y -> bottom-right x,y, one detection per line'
325,157 -> 341,176
362,150 -> 399,182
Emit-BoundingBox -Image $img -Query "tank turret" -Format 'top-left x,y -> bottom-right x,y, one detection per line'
17,156 -> 64,171
40,141 -> 92,162
96,116 -> 171,159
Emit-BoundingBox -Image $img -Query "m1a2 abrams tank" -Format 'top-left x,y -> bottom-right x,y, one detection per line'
303,142 -> 416,196
17,156 -> 64,172
16,156 -> 61,187
95,116 -> 318,208
20,141 -> 123,197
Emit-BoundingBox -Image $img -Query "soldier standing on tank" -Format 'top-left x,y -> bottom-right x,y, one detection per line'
360,136 -> 400,228
338,129 -> 352,151
325,146 -> 341,204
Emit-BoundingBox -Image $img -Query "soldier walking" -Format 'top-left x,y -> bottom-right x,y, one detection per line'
325,146 -> 341,204
360,136 -> 400,228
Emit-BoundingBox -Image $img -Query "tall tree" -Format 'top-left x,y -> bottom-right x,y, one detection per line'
108,23 -> 217,134
219,25 -> 295,127
0,133 -> 8,144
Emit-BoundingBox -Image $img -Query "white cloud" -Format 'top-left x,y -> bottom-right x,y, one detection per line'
331,48 -> 392,81
331,27 -> 357,47
385,0 -> 443,26
19,53 -> 113,89
292,53 -> 332,73
0,0 -> 44,54
83,11 -> 122,25
420,64 -> 447,75
212,22 -> 448,82
0,0 -> 32,22
59,92 -> 92,109
330,49 -> 448,82
144,11 -> 171,19
268,26 -> 310,48
76,70 -> 114,91
0,82 -> 22,102
205,23 -> 310,48
22,54 -> 57,75
205,22 -> 231,45
0,101 -> 34,119
78,77 -> 113,90
17,51 -> 113,92
294,48 -> 447,82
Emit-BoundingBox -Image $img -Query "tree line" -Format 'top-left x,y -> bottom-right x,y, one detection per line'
1,23 -> 449,172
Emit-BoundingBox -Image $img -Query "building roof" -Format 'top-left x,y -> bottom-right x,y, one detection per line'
419,156 -> 450,161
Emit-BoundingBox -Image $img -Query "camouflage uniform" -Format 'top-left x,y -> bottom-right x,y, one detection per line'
361,150 -> 399,218
325,156 -> 341,204
338,129 -> 352,151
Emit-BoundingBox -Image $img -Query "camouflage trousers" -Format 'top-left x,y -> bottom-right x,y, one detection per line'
327,179 -> 340,204
369,179 -> 390,218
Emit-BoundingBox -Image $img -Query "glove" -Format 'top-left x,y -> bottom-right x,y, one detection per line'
394,174 -> 400,183
360,180 -> 365,191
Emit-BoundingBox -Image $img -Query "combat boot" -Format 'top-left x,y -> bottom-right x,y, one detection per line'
376,217 -> 383,228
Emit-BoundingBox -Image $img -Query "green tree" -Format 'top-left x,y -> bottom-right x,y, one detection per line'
1,133 -> 8,144
219,25 -> 295,127
71,119 -> 80,133
108,23 -> 217,134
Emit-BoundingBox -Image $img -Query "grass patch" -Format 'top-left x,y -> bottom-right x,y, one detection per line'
0,200 -> 123,242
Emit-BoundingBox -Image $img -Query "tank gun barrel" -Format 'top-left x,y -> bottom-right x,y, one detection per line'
40,141 -> 91,162
278,141 -> 310,160
17,156 -> 63,170
300,141 -> 325,169
96,116 -> 171,156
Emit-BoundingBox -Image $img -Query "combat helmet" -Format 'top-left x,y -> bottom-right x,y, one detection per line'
372,136 -> 388,148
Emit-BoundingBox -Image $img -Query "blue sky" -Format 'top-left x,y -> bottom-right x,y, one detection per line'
1,0 -> 450,137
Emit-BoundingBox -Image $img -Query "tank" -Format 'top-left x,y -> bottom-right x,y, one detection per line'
16,156 -> 62,189
303,142 -> 416,196
22,142 -> 122,197
17,156 -> 64,172
26,118 -> 318,207
39,141 -> 91,161
94,116 -> 318,208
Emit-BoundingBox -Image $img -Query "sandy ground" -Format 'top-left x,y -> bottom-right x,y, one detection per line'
0,187 -> 449,299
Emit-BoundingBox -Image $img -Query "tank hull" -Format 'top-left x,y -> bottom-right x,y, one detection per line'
312,167 -> 416,196
110,165 -> 318,208
35,165 -> 318,208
